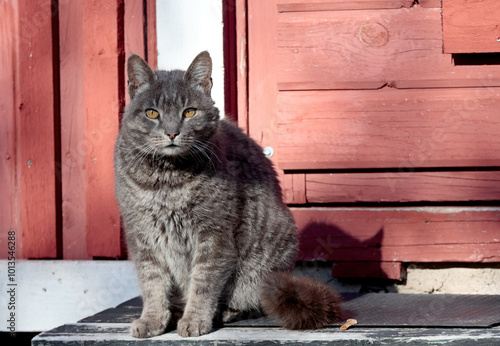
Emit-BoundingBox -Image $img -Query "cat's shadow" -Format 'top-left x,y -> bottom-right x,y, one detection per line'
293,221 -> 386,323
297,220 -> 385,278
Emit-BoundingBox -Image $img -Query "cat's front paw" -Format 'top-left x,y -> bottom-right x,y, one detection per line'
177,315 -> 212,337
130,317 -> 167,338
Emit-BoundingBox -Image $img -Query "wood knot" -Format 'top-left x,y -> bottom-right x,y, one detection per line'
358,23 -> 389,47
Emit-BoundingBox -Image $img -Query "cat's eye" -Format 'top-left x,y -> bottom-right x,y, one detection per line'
145,109 -> 159,119
183,108 -> 197,118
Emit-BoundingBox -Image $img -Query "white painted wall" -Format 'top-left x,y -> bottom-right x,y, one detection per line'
156,0 -> 225,115
0,260 -> 140,332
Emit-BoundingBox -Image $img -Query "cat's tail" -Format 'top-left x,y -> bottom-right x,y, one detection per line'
260,271 -> 343,330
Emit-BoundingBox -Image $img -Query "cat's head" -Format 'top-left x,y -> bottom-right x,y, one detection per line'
121,51 -> 220,158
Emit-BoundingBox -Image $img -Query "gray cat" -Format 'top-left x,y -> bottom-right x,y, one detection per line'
114,51 -> 343,338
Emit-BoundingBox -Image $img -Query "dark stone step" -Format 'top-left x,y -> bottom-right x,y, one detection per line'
32,293 -> 500,345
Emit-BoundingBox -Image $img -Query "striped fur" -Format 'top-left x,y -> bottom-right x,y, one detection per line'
114,52 -> 342,338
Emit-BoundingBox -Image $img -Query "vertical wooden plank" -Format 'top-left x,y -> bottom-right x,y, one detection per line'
82,0 -> 123,258
0,0 -> 21,258
248,0 -> 293,195
59,0 -> 89,259
282,174 -> 306,204
235,0 -> 248,132
16,0 -> 58,258
145,0 -> 157,70
223,0 -> 238,120
124,0 -> 145,105
248,0 -> 278,155
125,0 -> 145,57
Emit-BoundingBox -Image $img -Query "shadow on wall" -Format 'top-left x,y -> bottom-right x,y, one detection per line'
296,221 -> 395,280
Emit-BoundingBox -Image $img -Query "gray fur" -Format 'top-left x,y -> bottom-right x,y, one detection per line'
115,51 -> 297,338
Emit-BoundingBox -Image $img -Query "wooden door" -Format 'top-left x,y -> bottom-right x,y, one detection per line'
0,0 -> 156,260
243,0 -> 500,279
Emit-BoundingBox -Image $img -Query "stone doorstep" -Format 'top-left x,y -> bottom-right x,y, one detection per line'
32,293 -> 500,345
31,323 -> 500,345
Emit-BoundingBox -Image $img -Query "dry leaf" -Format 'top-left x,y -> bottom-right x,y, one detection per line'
340,318 -> 358,330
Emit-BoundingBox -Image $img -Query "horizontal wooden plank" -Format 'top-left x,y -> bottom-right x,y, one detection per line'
332,261 -> 403,279
293,207 -> 500,262
277,0 -> 415,12
276,88 -> 500,170
276,7 -> 500,90
418,0 -> 442,8
306,171 -> 500,203
443,0 -> 500,54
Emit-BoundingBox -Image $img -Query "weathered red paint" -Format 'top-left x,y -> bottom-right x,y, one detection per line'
81,0 -> 123,258
223,0 -> 238,121
276,7 -> 500,90
146,0 -> 157,70
124,0 -> 145,106
306,171 -> 500,203
276,88 -> 500,170
59,0 -> 89,259
293,208 -> 500,263
276,0 -> 415,12
0,0 -> 21,258
236,0 -> 249,131
443,0 -> 500,54
0,0 -> 59,259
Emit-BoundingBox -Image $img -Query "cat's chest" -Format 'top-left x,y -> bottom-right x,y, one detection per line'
144,188 -> 197,287
145,184 -> 196,243
128,169 -> 204,266
135,168 -> 199,210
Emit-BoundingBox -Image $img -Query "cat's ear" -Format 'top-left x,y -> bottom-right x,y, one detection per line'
184,51 -> 213,95
127,54 -> 156,99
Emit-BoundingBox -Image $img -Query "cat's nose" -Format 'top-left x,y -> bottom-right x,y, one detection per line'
166,132 -> 179,140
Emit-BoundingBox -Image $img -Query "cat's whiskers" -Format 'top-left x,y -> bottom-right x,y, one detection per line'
189,141 -> 218,172
115,141 -> 150,154
128,142 -> 158,169
120,145 -> 149,168
193,140 -> 222,164
185,143 -> 208,168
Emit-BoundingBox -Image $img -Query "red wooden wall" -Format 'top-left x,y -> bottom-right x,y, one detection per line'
239,0 -> 500,279
3,0 -> 500,280
1,0 -> 156,259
